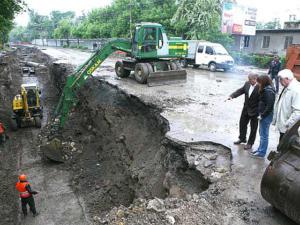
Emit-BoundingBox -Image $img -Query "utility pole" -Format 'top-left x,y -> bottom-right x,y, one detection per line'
129,0 -> 133,39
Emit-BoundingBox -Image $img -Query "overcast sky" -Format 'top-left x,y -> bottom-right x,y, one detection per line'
14,0 -> 300,26
14,0 -> 112,25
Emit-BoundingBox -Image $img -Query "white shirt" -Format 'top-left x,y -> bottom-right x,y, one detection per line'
248,83 -> 257,97
274,79 -> 300,133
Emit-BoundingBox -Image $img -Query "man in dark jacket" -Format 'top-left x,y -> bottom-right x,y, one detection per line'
268,55 -> 281,93
228,74 -> 260,150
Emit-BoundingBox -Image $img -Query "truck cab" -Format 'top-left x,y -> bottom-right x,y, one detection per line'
183,41 -> 234,72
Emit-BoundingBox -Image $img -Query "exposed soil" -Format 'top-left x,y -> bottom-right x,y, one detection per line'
44,60 -> 232,223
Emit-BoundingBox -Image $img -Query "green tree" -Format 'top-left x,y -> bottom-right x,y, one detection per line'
75,0 -> 178,39
50,11 -> 75,31
53,19 -> 73,45
172,0 -> 233,48
9,26 -> 30,42
0,0 -> 26,46
256,22 -> 264,30
173,0 -> 221,38
264,20 -> 281,29
27,10 -> 52,40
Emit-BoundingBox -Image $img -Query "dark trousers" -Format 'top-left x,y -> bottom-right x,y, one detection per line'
21,196 -> 36,215
239,112 -> 258,145
271,74 -> 279,93
279,132 -> 285,142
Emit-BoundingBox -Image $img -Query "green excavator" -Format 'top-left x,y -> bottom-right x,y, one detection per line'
41,22 -> 188,161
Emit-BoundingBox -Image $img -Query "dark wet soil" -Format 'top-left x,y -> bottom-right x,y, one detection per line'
54,77 -> 219,216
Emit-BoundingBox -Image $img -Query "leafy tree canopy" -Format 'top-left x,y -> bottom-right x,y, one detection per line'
9,0 -> 233,48
0,0 -> 26,46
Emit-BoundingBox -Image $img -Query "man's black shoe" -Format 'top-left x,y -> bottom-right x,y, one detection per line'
33,212 -> 39,217
234,140 -> 246,145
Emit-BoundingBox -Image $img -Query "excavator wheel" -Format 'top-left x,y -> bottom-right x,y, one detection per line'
115,61 -> 131,78
170,61 -> 182,70
134,63 -> 149,84
145,63 -> 154,73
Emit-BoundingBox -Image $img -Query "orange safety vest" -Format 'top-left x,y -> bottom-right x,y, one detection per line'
16,181 -> 31,198
0,123 -> 4,134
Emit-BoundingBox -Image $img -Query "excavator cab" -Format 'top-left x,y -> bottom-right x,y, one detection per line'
132,24 -> 164,57
117,23 -> 188,86
12,84 -> 42,130
131,23 -> 186,59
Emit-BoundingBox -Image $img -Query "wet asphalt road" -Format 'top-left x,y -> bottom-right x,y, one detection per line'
40,47 -> 296,225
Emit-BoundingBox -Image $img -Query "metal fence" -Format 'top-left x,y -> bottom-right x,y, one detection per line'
31,38 -> 112,50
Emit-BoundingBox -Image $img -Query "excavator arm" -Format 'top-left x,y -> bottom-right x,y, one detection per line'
54,39 -> 132,127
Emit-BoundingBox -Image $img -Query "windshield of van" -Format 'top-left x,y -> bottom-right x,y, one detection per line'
213,45 -> 229,55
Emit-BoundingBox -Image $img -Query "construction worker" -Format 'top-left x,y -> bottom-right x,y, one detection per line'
15,174 -> 39,217
0,122 -> 6,144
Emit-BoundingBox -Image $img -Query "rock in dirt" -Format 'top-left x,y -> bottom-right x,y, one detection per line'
147,198 -> 166,212
166,215 -> 176,224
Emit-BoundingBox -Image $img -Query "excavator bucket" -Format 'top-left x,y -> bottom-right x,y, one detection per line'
40,138 -> 65,163
147,70 -> 187,87
261,120 -> 300,224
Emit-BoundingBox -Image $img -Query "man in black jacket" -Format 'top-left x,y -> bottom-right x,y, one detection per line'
228,74 -> 260,150
268,55 -> 281,93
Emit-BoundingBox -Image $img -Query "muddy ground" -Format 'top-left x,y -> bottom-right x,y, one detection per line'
0,46 -> 297,225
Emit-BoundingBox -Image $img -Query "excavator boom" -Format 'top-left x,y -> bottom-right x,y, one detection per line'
54,39 -> 131,127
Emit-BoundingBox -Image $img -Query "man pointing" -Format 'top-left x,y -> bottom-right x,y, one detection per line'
228,74 -> 260,150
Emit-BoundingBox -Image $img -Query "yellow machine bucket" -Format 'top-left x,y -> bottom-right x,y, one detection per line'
147,70 -> 187,87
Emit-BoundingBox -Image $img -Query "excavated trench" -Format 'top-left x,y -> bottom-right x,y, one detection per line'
0,47 -> 52,225
49,61 -> 232,216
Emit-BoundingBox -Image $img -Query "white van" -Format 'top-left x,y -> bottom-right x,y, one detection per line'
181,41 -> 234,72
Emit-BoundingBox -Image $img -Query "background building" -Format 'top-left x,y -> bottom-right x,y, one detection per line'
232,21 -> 300,56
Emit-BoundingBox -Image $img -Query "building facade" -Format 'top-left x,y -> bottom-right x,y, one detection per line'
233,29 -> 300,56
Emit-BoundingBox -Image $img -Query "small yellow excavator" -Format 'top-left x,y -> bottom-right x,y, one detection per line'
11,83 -> 42,130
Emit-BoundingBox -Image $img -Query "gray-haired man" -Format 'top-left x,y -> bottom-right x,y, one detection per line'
273,69 -> 300,141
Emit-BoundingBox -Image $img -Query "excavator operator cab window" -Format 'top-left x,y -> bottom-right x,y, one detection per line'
142,27 -> 157,53
132,28 -> 139,53
27,89 -> 37,107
